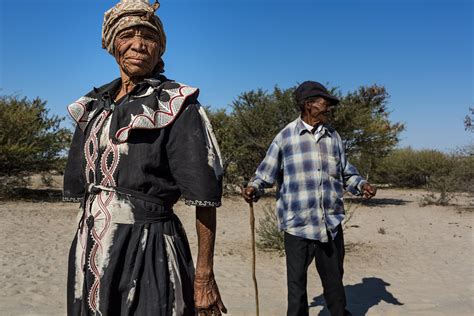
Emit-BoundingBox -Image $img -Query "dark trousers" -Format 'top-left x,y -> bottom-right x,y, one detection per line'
284,225 -> 350,316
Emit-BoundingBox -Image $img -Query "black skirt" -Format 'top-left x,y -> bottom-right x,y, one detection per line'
67,190 -> 195,316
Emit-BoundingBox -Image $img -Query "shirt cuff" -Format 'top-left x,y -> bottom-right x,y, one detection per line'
249,179 -> 265,198
357,180 -> 368,193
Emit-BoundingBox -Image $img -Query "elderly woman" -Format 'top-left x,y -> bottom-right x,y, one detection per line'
62,0 -> 226,315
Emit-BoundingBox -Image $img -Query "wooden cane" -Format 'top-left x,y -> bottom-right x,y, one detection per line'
249,201 -> 260,316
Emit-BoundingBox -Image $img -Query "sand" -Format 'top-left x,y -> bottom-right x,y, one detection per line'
0,187 -> 473,316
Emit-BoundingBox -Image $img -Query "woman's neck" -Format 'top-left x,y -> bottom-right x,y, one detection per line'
115,70 -> 146,101
301,113 -> 322,127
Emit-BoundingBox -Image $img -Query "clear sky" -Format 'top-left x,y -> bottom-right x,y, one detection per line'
0,0 -> 472,151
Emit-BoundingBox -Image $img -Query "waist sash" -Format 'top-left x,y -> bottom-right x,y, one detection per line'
85,184 -> 174,224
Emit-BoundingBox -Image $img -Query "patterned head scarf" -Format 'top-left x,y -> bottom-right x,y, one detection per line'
102,0 -> 166,58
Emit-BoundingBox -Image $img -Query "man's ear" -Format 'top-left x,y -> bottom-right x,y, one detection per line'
303,101 -> 311,112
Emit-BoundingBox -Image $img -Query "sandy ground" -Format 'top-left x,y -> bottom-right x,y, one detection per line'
0,186 -> 473,316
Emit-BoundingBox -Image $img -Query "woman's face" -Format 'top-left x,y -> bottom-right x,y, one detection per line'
114,26 -> 161,78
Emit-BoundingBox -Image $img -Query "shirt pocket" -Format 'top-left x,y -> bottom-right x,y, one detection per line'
326,154 -> 341,178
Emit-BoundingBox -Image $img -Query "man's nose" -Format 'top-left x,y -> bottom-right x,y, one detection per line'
321,103 -> 329,111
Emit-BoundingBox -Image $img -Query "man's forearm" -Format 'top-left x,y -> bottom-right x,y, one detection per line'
195,206 -> 216,278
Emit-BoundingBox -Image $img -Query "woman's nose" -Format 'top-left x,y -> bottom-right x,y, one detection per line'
130,36 -> 146,52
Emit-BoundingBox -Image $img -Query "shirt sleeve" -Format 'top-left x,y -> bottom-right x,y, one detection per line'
336,132 -> 366,195
250,137 -> 282,196
166,102 -> 222,207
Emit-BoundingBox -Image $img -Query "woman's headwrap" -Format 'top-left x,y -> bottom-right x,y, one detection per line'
102,0 -> 166,57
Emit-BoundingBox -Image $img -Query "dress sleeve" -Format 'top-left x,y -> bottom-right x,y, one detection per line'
166,102 -> 223,207
63,125 -> 86,202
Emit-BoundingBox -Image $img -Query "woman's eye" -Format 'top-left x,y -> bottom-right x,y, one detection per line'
143,33 -> 157,40
119,32 -> 134,39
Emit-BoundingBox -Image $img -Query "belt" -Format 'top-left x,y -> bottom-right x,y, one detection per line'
84,183 -> 174,224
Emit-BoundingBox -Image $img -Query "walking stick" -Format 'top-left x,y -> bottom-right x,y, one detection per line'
249,201 -> 260,316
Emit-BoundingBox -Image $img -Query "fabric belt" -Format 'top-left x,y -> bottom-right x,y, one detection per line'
85,183 -> 174,223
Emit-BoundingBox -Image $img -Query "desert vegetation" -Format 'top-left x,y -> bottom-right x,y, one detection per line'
0,95 -> 71,197
0,93 -> 472,315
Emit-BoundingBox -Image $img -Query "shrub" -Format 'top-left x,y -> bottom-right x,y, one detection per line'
0,95 -> 71,195
419,152 -> 473,206
371,148 -> 452,188
419,192 -> 454,207
256,203 -> 284,254
342,199 -> 359,229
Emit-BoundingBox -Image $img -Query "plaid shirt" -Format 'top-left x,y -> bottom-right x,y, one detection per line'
250,117 -> 366,242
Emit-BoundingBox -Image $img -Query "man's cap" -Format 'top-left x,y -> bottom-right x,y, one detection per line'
295,81 -> 339,105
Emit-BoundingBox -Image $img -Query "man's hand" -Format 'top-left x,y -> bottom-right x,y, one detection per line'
362,183 -> 377,199
242,186 -> 258,203
194,273 -> 227,315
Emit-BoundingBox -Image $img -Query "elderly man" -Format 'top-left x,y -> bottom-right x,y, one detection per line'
63,1 -> 226,315
243,81 -> 376,316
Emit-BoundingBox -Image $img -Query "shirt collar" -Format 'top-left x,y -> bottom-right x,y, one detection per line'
296,117 -> 332,137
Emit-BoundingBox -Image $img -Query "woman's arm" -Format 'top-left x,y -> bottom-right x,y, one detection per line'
194,206 -> 227,315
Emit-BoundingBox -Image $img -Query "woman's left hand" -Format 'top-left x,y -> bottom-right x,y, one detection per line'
194,273 -> 227,315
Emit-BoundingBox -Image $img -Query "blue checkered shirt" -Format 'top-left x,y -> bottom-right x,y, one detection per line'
250,117 -> 366,242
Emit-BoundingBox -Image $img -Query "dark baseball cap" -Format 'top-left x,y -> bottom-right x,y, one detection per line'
295,81 -> 340,105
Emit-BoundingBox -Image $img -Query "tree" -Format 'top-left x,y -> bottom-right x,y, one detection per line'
207,87 -> 300,189
458,107 -> 474,156
205,107 -> 242,191
465,107 -> 474,132
207,84 -> 404,188
229,87 -> 298,183
0,95 -> 71,192
332,85 -> 404,179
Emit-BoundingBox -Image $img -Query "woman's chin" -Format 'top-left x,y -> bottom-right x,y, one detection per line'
123,65 -> 153,78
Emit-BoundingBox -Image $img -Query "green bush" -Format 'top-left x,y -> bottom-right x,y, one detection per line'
256,203 -> 284,254
371,147 -> 473,193
0,95 -> 71,195
371,148 -> 451,187
369,147 -> 473,205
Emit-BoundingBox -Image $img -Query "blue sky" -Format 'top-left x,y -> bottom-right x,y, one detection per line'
0,0 -> 472,151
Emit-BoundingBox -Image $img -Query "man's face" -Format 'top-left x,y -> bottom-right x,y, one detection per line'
305,96 -> 333,124
114,26 -> 161,78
